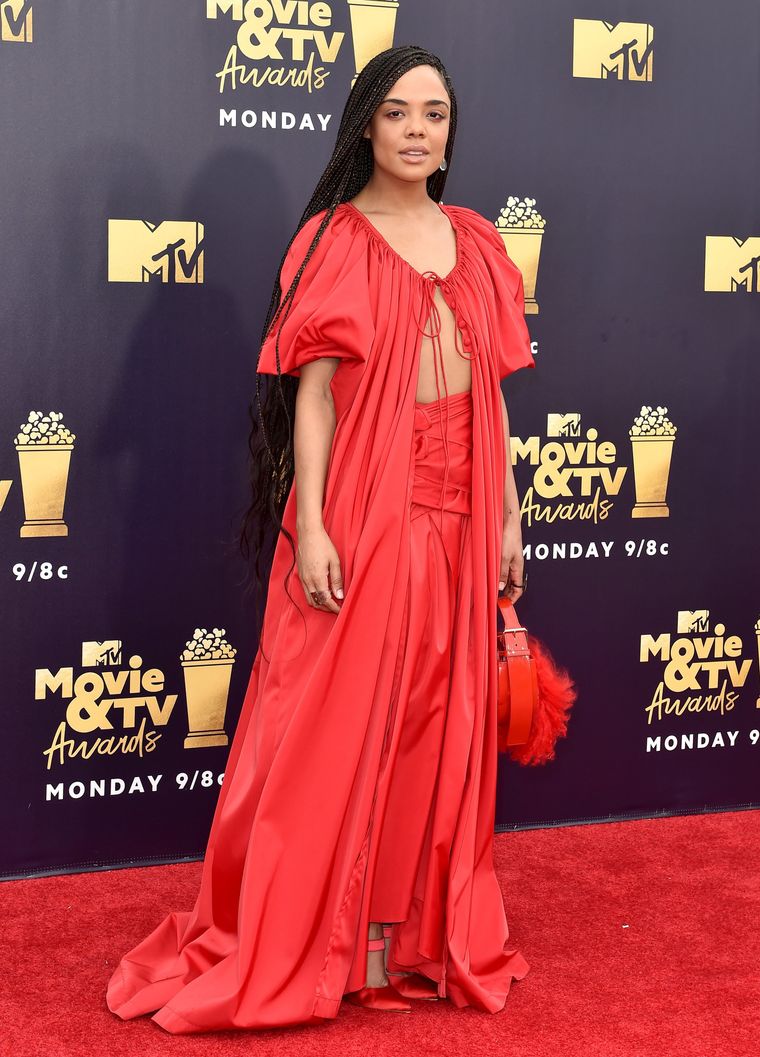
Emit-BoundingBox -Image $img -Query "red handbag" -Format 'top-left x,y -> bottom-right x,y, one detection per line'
496,596 -> 577,765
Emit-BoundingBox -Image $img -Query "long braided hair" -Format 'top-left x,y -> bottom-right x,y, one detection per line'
236,44 -> 458,651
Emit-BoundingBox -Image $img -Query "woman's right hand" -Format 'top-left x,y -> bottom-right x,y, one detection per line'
296,524 -> 345,614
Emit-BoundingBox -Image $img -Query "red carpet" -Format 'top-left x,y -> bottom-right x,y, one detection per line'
4,809 -> 758,1057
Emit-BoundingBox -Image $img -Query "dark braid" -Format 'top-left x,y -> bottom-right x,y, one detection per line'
233,45 -> 458,657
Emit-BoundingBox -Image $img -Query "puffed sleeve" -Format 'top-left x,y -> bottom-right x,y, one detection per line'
463,208 -> 536,381
257,209 -> 374,379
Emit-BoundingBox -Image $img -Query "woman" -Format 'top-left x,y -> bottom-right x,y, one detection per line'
106,44 -> 535,1033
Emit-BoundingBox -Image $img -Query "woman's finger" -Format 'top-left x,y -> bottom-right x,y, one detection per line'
315,573 -> 341,614
328,555 -> 344,602
301,579 -> 318,608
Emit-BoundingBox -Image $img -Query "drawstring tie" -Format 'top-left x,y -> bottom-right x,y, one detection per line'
414,271 -> 479,532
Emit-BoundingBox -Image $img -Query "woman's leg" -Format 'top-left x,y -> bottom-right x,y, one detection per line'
365,922 -> 388,986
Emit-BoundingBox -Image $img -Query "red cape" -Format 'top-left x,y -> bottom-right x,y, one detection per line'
106,201 -> 536,1032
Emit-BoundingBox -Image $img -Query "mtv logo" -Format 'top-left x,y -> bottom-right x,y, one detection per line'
1,0 -> 33,42
704,236 -> 760,293
108,220 -> 205,283
206,0 -> 244,18
82,640 -> 122,667
677,611 -> 709,635
547,413 -> 581,438
573,19 -> 654,81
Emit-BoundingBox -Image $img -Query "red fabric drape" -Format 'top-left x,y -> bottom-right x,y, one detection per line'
106,202 -> 535,1032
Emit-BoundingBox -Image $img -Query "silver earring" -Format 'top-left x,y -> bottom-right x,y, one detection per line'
439,158 -> 447,171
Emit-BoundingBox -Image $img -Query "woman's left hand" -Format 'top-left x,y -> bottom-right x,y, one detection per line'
499,520 -> 526,602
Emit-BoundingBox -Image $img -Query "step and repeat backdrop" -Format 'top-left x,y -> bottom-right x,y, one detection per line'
1,1 -> 757,879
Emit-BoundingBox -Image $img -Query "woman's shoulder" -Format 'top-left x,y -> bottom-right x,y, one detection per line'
284,205 -> 349,257
444,203 -> 503,248
286,202 -> 366,249
283,201 -> 369,268
278,204 -> 370,294
445,203 -> 525,305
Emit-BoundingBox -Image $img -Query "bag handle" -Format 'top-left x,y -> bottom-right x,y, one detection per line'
497,595 -> 526,636
496,594 -> 535,746
497,595 -> 577,762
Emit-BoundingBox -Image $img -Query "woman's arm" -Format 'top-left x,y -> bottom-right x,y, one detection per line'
293,357 -> 344,613
498,387 -> 526,602
294,358 -> 339,532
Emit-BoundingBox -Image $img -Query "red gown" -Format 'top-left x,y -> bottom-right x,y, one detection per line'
106,201 -> 536,1032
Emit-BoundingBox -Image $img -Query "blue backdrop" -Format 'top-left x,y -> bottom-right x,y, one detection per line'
1,0 -> 758,879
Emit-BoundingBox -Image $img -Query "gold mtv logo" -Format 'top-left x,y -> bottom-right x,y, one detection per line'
677,611 -> 709,634
206,0 -> 245,16
547,413 -> 581,438
108,221 -> 205,283
705,237 -> 760,293
82,641 -> 122,667
573,19 -> 653,81
1,0 -> 32,42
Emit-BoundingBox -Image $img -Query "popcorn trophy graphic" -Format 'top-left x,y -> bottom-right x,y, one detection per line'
755,618 -> 760,709
15,411 -> 76,537
495,196 -> 546,314
181,627 -> 237,748
347,0 -> 399,88
628,405 -> 677,518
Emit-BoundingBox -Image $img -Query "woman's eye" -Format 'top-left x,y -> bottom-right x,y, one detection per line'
386,110 -> 445,119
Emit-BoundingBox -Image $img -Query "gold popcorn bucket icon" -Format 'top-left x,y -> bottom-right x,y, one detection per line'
347,0 -> 399,88
497,228 -> 543,314
15,443 -> 73,537
181,657 -> 233,748
630,436 -> 674,518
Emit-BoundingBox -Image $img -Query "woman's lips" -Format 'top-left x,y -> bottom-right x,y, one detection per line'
399,150 -> 429,163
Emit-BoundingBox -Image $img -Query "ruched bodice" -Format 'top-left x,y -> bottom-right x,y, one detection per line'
414,270 -> 479,528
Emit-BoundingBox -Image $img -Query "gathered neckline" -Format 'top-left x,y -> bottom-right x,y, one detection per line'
340,199 -> 463,283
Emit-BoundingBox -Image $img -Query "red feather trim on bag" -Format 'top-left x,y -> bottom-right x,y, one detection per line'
507,633 -> 577,765
496,597 -> 577,766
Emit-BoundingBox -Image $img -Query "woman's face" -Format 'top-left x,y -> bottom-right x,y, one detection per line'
362,64 -> 451,185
